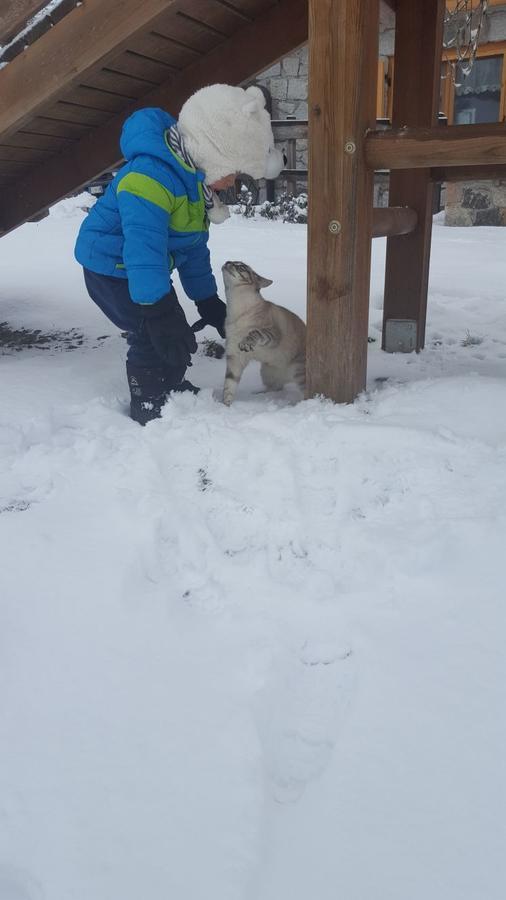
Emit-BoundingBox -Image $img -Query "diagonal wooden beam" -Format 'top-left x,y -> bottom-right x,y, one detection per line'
0,0 -> 178,142
0,0 -> 309,235
0,0 -> 47,44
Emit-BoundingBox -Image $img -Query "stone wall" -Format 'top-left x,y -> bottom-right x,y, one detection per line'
250,4 -> 506,222
445,180 -> 506,226
253,46 -> 308,121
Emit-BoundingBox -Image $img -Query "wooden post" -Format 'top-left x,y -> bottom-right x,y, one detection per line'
306,0 -> 379,402
382,0 -> 445,353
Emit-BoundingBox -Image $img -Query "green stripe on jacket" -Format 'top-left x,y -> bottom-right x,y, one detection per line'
117,172 -> 207,234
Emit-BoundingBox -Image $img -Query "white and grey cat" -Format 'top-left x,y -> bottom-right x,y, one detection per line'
221,260 -> 306,406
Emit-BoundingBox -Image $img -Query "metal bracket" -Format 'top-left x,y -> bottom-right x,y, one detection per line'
384,318 -> 418,353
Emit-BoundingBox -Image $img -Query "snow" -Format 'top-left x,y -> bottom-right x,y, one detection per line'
0,1 -> 65,55
1,196 -> 505,900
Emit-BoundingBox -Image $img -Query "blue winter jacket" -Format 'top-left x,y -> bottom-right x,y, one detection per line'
74,107 -> 217,304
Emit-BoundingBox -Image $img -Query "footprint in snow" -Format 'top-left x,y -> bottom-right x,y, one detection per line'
254,637 -> 355,803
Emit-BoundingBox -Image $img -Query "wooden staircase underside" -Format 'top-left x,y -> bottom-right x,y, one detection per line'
0,0 -> 308,235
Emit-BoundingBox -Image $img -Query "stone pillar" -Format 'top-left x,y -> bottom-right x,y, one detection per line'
445,180 -> 506,226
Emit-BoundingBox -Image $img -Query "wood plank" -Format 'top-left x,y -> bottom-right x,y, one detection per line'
212,0 -> 277,15
210,0 -> 254,24
382,0 -> 445,354
2,131 -> 75,150
125,30 -> 200,69
0,144 -> 51,162
0,0 -> 47,44
0,0 -> 308,235
149,5 -> 226,54
21,116 -> 92,138
305,0 -> 378,403
42,102 -> 111,128
3,131 -> 77,151
0,0 -> 179,142
104,48 -> 178,84
176,0 -> 242,37
366,123 -> 506,171
81,68 -> 160,101
61,85 -> 134,115
0,159 -> 35,175
432,164 -> 506,182
270,121 -> 308,141
0,0 -> 77,63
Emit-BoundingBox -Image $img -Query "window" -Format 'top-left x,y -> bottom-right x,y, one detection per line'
454,54 -> 503,124
387,46 -> 506,126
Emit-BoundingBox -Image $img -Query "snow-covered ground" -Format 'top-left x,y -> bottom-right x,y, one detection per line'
1,197 -> 505,900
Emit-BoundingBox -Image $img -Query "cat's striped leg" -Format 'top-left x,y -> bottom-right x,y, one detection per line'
223,354 -> 247,406
291,356 -> 306,391
239,327 -> 280,353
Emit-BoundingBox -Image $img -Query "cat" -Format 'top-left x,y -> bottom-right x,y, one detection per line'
221,260 -> 306,406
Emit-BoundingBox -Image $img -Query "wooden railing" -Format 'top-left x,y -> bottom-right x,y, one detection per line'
271,116 -> 394,192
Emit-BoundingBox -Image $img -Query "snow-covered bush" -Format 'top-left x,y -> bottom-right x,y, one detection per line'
233,185 -> 256,218
234,191 -> 308,223
280,191 -> 308,224
258,192 -> 307,223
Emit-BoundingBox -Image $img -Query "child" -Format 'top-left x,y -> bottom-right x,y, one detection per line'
75,83 -> 283,424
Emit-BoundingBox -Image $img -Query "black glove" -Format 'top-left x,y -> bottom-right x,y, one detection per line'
143,292 -> 197,369
192,294 -> 227,339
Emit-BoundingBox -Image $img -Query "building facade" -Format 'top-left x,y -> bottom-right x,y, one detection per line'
251,2 -> 506,224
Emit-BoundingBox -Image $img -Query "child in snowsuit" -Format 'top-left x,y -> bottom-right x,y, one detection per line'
74,84 -> 283,424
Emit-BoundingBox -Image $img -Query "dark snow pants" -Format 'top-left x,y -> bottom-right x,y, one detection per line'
82,267 -> 185,382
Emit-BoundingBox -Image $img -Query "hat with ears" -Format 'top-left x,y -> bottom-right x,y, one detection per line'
177,83 -> 284,185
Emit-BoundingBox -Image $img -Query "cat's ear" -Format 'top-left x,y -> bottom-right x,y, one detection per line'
257,275 -> 273,288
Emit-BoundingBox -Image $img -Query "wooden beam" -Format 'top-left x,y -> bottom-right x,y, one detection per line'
270,121 -> 309,141
372,206 -> 417,238
0,0 -> 309,234
366,123 -> 506,171
432,164 -> 506,182
305,0 -> 378,403
382,0 -> 445,354
0,0 -> 179,142
0,0 -> 47,44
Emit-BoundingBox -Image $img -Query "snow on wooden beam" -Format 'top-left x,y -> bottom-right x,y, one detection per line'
0,0 -> 47,44
366,123 -> 506,171
0,0 -> 179,142
0,0 -> 309,235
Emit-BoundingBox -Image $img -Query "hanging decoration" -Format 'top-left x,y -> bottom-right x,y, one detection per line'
443,1 -> 488,81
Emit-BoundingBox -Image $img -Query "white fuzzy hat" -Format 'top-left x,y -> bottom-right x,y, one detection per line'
178,83 -> 284,185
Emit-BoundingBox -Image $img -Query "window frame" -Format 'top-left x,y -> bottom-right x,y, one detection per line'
385,42 -> 506,125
